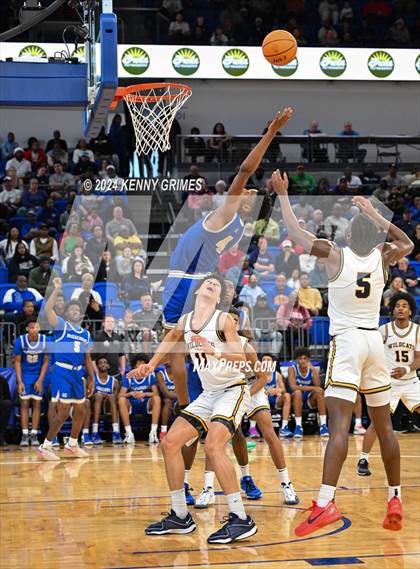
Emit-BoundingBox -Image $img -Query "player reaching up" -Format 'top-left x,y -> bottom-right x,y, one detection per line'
357,292 -> 420,476
271,170 -> 413,535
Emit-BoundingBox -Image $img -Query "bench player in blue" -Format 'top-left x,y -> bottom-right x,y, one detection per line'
258,353 -> 292,438
91,356 -> 123,445
38,277 -> 95,460
13,318 -> 49,447
155,363 -> 177,441
119,354 -> 161,445
161,107 -> 293,408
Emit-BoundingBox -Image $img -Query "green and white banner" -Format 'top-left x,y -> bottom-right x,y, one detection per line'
1,43 -> 419,81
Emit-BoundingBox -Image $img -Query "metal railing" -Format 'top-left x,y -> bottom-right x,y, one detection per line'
0,322 -> 17,368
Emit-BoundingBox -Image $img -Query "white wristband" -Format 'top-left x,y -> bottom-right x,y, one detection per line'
404,366 -> 411,376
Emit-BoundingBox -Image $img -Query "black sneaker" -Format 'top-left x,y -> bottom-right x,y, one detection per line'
357,459 -> 371,476
207,513 -> 257,544
145,510 -> 196,535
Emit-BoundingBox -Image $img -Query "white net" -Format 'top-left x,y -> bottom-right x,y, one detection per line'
123,84 -> 192,155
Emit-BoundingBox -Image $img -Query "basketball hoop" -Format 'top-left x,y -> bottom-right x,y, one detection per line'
111,82 -> 192,155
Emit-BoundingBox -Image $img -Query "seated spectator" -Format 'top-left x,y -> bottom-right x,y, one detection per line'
46,141 -> 68,169
318,18 -> 339,45
5,148 -> 31,180
319,0 -> 339,25
72,138 -> 95,165
116,246 -> 135,279
45,130 -> 68,152
49,161 -> 75,192
2,131 -> 19,161
337,121 -> 367,163
324,204 -> 349,244
105,206 -> 137,245
71,273 -> 103,322
360,164 -> 381,189
226,256 -> 254,290
238,274 -> 266,308
185,127 -> 207,163
212,180 -> 227,209
252,295 -> 282,353
28,256 -> 57,296
306,209 -> 325,236
218,244 -> 245,274
168,12 -> 191,42
3,275 -> 43,314
274,240 -> 300,278
0,176 -> 21,211
101,164 -> 123,189
290,164 -> 317,194
287,268 -> 301,291
292,196 -> 315,222
86,209 -> 104,230
248,236 -> 275,277
133,293 -> 162,333
391,257 -> 420,296
0,227 -> 27,261
210,26 -> 229,45
93,315 -> 125,382
207,123 -> 230,163
191,15 -> 208,44
37,199 -> 60,229
396,209 -> 416,241
404,165 -> 420,192
29,224 -> 58,260
183,163 -> 207,184
95,250 -> 119,282
410,196 -> 420,224
337,166 -> 362,190
410,223 -> 420,261
382,163 -> 404,190
297,273 -> 323,316
60,222 -> 84,256
309,258 -> 329,289
387,18 -> 411,45
114,227 -> 145,260
62,245 -> 94,282
23,139 -> 46,171
123,258 -> 151,300
20,210 -> 41,241
85,226 -> 108,265
20,178 -> 48,212
276,292 -> 312,357
372,179 -> 390,203
288,348 -> 328,438
316,177 -> 331,195
266,274 -> 293,310
340,1 -> 353,22
80,218 -> 93,242
382,276 -> 406,308
161,0 -> 183,18
8,244 -> 38,282
14,300 -> 38,335
117,308 -> 140,355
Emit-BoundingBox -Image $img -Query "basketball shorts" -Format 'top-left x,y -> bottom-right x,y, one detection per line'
129,397 -> 152,415
51,366 -> 85,404
389,378 -> 420,414
325,329 -> 390,406
302,391 -> 315,410
248,386 -> 270,418
20,374 -> 43,401
181,384 -> 250,436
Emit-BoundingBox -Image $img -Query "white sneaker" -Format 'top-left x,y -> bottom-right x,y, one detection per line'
148,431 -> 159,444
123,432 -> 135,445
37,445 -> 60,461
63,443 -> 89,458
353,425 -> 367,435
281,482 -> 299,505
194,487 -> 216,509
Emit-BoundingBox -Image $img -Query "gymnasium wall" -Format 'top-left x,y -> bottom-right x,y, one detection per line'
1,80 -> 419,148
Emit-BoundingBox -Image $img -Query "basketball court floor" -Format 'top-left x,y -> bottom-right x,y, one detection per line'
1,435 -> 419,569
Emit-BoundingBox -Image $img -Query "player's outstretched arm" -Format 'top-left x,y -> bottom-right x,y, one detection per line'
44,277 -> 62,329
206,107 -> 293,229
352,196 -> 414,264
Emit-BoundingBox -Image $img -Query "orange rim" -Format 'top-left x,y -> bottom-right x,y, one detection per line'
110,82 -> 192,110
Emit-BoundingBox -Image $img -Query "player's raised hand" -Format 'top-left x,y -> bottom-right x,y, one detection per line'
271,169 -> 289,196
352,196 -> 377,218
127,363 -> 154,379
53,277 -> 62,290
268,107 -> 293,134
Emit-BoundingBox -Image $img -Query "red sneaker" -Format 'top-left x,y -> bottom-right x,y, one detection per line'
159,431 -> 167,441
383,497 -> 403,531
295,500 -> 342,537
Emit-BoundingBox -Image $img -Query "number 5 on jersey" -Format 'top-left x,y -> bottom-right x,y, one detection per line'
355,272 -> 371,299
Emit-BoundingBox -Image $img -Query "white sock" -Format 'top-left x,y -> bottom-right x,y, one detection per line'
204,470 -> 215,489
278,467 -> 290,485
388,486 -> 401,501
282,420 -> 288,429
161,425 -> 167,433
42,438 -> 52,449
151,423 -> 158,435
30,429 -> 37,435
227,492 -> 247,520
360,451 -> 370,461
170,488 -> 188,519
355,418 -> 362,428
92,423 -> 99,433
83,428 -> 89,435
250,420 -> 257,429
295,417 -> 302,427
240,464 -> 250,478
125,425 -> 133,435
184,470 -> 191,485
317,484 -> 336,507
68,437 -> 78,447
112,423 -> 119,433
22,429 -> 29,435
320,415 -> 327,426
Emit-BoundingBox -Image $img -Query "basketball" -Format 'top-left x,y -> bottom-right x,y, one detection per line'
262,30 -> 297,66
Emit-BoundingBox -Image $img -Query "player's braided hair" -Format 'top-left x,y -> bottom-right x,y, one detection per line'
389,291 -> 417,319
349,213 -> 379,256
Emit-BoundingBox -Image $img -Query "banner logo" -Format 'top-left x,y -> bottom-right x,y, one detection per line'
172,48 -> 200,76
319,50 -> 347,77
121,47 -> 150,75
222,48 -> 249,77
19,45 -> 47,59
272,58 -> 298,77
368,51 -> 394,78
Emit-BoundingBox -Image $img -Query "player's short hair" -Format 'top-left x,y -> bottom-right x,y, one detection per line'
96,355 -> 110,365
25,317 -> 38,326
389,291 -> 417,318
65,300 -> 83,313
131,353 -> 149,367
228,307 -> 241,319
261,352 -> 274,360
349,213 -> 379,256
197,273 -> 226,305
295,347 -> 311,359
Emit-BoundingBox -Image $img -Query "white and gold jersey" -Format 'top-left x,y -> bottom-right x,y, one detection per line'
380,321 -> 420,381
183,309 -> 245,391
328,247 -> 387,336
